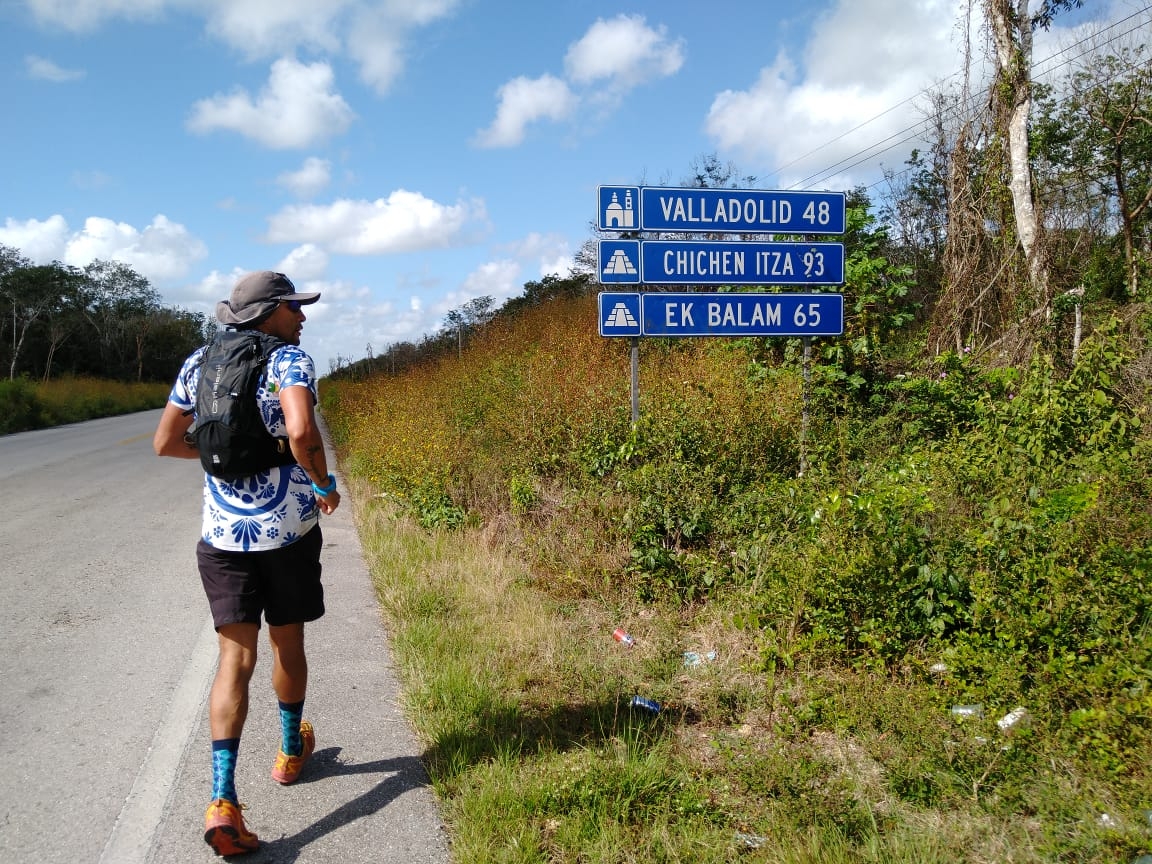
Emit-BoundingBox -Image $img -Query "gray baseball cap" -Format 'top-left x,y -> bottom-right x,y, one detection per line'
215,271 -> 321,327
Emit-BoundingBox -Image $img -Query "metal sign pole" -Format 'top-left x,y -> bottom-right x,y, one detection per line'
800,337 -> 811,477
630,336 -> 640,425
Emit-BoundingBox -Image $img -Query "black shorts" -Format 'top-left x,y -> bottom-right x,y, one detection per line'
196,526 -> 325,629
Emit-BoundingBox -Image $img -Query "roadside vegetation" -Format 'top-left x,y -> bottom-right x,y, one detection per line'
319,21 -> 1152,862
0,376 -> 170,434
325,289 -> 1151,863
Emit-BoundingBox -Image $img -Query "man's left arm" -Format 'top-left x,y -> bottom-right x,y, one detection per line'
280,384 -> 341,513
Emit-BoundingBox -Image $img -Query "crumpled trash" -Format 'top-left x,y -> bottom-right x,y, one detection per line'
734,831 -> 767,849
996,706 -> 1031,734
950,704 -> 984,719
629,695 -> 660,713
683,650 -> 717,667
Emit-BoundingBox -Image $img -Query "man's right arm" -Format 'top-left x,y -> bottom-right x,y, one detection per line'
153,402 -> 199,458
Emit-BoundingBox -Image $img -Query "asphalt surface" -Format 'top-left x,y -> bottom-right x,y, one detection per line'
0,410 -> 451,864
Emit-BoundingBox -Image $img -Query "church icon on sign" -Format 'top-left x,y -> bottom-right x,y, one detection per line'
603,189 -> 635,229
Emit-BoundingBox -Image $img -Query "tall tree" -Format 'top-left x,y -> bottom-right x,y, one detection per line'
39,264 -> 86,380
82,259 -> 160,377
983,0 -> 1083,309
1041,48 -> 1152,297
0,262 -> 75,380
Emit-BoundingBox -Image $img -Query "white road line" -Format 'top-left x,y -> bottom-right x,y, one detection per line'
98,615 -> 218,864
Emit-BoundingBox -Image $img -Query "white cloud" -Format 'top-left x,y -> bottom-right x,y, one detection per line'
25,55 -> 85,82
277,157 -> 332,198
564,14 -> 684,88
473,75 -> 576,148
507,232 -> 572,278
22,0 -> 168,31
66,215 -> 208,282
346,21 -> 405,95
459,259 -> 521,301
476,14 -> 683,148
0,215 -> 70,262
276,243 -> 329,279
23,0 -> 459,95
0,214 -> 207,284
201,0 -> 347,58
705,0 -> 972,186
265,190 -> 488,254
187,57 -> 354,149
71,170 -> 113,190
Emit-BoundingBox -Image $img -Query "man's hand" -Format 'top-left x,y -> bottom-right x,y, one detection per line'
315,489 -> 341,514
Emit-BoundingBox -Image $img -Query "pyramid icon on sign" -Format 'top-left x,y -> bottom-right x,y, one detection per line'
604,303 -> 638,328
602,249 -> 637,275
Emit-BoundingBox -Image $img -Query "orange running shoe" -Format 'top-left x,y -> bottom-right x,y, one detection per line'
271,720 -> 315,785
203,798 -> 259,856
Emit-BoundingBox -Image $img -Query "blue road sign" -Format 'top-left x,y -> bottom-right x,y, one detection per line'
597,185 -> 846,235
640,187 -> 845,234
598,292 -> 844,338
599,292 -> 642,337
641,293 -> 844,337
641,240 -> 844,286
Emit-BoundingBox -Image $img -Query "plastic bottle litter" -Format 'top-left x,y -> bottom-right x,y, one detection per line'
1098,812 -> 1118,829
929,662 -> 949,675
996,706 -> 1031,734
683,650 -> 717,667
734,831 -> 767,849
629,695 -> 660,713
612,627 -> 635,647
950,704 -> 984,719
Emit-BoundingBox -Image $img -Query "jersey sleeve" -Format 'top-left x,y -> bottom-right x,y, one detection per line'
270,345 -> 318,400
168,347 -> 206,412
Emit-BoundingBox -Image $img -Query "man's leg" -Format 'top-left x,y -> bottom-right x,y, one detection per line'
268,623 -> 314,783
211,623 -> 260,739
268,622 -> 307,705
204,623 -> 260,855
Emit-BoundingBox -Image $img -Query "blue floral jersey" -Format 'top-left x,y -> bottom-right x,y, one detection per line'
169,340 -> 320,552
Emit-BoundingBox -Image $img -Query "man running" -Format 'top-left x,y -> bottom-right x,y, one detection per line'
153,270 -> 341,855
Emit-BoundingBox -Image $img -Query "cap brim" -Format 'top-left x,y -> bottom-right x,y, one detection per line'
292,292 -> 321,305
216,298 -> 279,326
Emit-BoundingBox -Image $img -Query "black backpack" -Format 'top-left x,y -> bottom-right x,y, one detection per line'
185,330 -> 297,481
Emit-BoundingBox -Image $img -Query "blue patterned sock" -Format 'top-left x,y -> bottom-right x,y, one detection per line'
211,738 -> 240,803
278,700 -> 305,756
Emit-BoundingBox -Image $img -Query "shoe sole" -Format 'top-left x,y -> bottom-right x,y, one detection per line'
204,824 -> 259,856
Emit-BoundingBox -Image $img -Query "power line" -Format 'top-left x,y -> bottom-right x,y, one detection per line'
778,5 -> 1152,191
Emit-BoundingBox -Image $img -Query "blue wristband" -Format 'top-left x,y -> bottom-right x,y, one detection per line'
311,474 -> 337,496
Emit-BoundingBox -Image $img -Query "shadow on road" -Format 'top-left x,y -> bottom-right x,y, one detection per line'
241,750 -> 435,863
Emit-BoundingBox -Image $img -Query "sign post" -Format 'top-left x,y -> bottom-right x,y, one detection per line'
596,184 -> 848,445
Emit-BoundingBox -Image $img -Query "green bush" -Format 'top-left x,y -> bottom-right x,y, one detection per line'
0,377 -> 44,433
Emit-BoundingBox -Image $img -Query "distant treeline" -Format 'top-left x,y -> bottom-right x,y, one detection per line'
0,247 -> 214,383
327,271 -> 598,381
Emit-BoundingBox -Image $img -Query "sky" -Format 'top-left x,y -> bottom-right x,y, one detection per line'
0,0 -> 1141,374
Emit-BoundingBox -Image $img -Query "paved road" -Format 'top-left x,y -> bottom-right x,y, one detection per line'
0,411 -> 450,863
